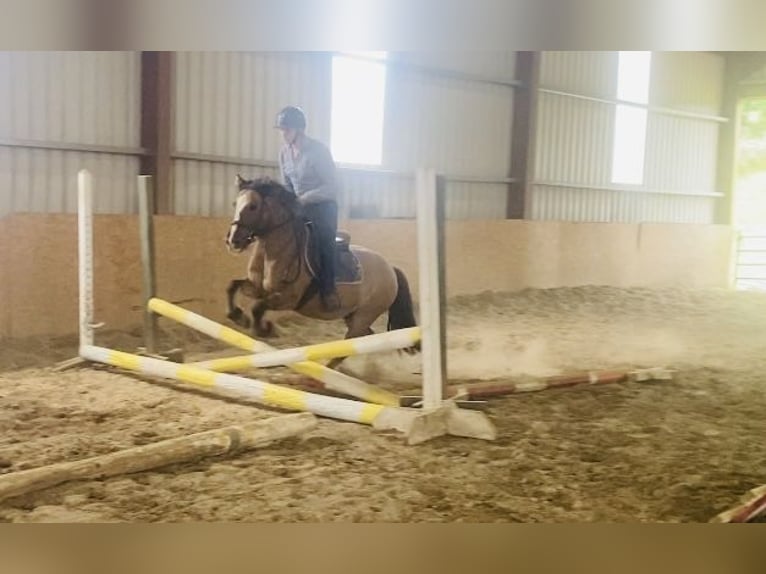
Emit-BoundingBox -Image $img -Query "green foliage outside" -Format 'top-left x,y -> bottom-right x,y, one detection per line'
737,97 -> 766,178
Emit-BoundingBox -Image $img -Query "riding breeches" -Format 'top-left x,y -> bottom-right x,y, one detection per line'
300,200 -> 338,295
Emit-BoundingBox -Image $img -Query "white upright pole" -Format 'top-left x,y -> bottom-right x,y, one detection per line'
78,169 -> 94,348
416,168 -> 447,410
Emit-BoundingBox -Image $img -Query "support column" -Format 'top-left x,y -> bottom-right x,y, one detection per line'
140,51 -> 174,215
507,51 -> 540,219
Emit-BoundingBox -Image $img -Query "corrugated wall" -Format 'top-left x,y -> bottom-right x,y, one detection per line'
174,52 -> 331,161
530,51 -> 725,223
173,51 -> 332,216
534,90 -> 614,186
0,51 -> 141,216
539,51 -> 617,98
173,51 -> 516,220
391,51 -> 517,80
643,115 -> 719,194
0,51 -> 729,225
173,160 -> 279,217
381,52 -> 515,219
529,186 -> 715,223
650,52 -> 724,114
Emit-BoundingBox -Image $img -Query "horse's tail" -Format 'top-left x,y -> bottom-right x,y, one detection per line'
388,267 -> 420,354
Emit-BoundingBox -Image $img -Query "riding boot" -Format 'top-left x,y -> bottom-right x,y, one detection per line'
301,200 -> 339,311
319,246 -> 340,312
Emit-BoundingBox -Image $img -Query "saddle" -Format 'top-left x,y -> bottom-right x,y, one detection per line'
304,225 -> 363,285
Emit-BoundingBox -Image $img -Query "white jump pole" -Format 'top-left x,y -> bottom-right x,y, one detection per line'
406,168 -> 497,444
79,344 -> 414,429
78,169 -> 95,348
416,168 -> 447,410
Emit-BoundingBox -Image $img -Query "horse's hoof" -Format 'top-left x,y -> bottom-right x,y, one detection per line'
227,308 -> 251,328
254,320 -> 276,338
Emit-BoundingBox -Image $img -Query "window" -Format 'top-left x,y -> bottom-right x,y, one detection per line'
330,52 -> 387,166
611,51 -> 652,185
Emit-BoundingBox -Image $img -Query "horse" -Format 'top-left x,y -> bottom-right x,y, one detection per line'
224,175 -> 419,369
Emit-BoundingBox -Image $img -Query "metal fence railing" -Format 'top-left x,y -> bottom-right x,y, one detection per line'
735,227 -> 766,291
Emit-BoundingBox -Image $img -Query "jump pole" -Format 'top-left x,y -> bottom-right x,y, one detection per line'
79,345 -> 417,431
75,172 -> 422,439
78,169 -> 95,348
407,168 -> 496,443
53,169 -> 99,371
710,485 -> 766,523
147,298 -> 400,407
188,325 -> 421,371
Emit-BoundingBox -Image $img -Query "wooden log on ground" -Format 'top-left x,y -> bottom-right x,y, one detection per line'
0,412 -> 317,503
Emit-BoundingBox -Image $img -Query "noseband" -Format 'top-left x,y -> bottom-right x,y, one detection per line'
229,197 -> 298,243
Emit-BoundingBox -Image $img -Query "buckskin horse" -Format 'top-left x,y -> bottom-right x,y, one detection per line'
224,175 -> 419,368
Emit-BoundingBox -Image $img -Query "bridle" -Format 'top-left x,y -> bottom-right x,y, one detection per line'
229,211 -> 294,245
229,186 -> 298,244
228,184 -> 307,286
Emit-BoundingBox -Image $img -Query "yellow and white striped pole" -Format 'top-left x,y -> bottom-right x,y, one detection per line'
191,327 -> 420,372
147,298 -> 400,407
80,345 -> 413,427
148,298 -> 267,353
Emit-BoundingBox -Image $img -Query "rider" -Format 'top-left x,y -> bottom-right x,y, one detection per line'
275,105 -> 341,312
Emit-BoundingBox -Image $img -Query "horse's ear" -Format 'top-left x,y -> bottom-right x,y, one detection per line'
235,174 -> 245,187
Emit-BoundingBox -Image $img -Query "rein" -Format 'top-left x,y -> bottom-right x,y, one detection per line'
232,199 -> 307,287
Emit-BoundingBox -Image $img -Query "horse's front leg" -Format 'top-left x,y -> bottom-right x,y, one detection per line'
228,238 -> 270,332
251,297 -> 276,338
226,279 -> 251,328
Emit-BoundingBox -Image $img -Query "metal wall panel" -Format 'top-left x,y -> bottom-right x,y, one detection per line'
384,66 -> 513,176
174,161 -> 509,221
174,51 -> 514,220
444,182 -> 508,220
534,90 -> 613,186
339,170 -> 412,219
391,51 -> 516,81
644,114 -> 719,194
342,171 -> 508,221
0,51 -> 141,215
382,57 -> 513,219
0,51 -> 140,146
0,147 -> 139,216
173,51 -> 332,216
650,52 -> 724,115
539,51 -> 617,99
174,52 -> 332,159
173,159 -> 278,217
531,51 -> 723,224
529,184 -> 715,223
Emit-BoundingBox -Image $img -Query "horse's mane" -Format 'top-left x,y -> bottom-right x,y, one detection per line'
238,176 -> 300,213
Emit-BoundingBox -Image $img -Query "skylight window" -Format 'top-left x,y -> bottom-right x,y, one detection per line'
330,52 -> 387,166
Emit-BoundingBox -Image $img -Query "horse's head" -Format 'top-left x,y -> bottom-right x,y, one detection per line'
225,174 -> 300,252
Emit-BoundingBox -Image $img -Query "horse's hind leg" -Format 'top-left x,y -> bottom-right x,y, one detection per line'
226,279 -> 251,328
